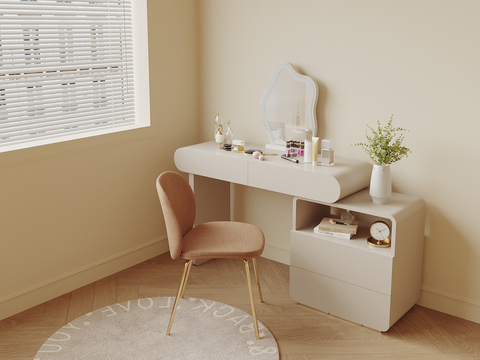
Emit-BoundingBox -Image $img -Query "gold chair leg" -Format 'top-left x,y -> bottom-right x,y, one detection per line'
252,258 -> 263,303
244,259 -> 260,340
180,260 -> 193,298
166,259 -> 192,336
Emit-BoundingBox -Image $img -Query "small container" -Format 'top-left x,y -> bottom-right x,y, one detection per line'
304,129 -> 313,163
320,139 -> 335,166
215,127 -> 224,145
232,139 -> 245,146
295,141 -> 301,156
214,111 -> 223,140
225,120 -> 234,145
285,140 -> 292,155
232,139 -> 245,152
312,137 -> 319,164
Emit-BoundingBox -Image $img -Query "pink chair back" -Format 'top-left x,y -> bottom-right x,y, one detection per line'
156,171 -> 196,259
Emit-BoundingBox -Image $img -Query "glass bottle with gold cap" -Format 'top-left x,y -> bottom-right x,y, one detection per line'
225,120 -> 234,145
213,111 -> 223,140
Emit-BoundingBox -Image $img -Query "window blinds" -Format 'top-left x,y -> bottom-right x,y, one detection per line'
0,0 -> 135,148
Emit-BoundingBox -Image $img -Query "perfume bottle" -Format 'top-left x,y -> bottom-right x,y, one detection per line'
213,111 -> 223,140
225,120 -> 234,145
215,127 -> 224,146
285,140 -> 291,155
320,139 -> 335,166
304,129 -> 313,163
312,137 -> 319,164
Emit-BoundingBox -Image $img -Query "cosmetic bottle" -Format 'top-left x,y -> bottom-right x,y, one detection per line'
232,139 -> 245,152
213,111 -> 223,140
285,140 -> 291,155
225,120 -> 234,145
215,127 -> 224,146
295,141 -> 300,156
312,137 -> 319,164
320,139 -> 335,166
304,129 -> 313,163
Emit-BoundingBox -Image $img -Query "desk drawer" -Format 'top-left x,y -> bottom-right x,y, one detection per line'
290,266 -> 392,331
290,230 -> 393,294
175,145 -> 248,184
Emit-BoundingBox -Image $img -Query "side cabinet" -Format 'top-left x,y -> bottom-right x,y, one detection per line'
290,189 -> 425,331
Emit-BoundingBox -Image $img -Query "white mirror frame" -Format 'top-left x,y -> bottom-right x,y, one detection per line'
260,62 -> 318,151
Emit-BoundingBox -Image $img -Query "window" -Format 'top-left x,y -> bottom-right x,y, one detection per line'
0,0 -> 150,153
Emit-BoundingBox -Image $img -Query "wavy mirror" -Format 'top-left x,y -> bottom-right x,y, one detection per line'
260,63 -> 318,151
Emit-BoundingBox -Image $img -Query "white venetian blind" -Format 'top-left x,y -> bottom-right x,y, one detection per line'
0,0 -> 135,149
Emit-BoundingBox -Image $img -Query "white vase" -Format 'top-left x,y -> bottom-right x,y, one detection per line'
369,163 -> 392,204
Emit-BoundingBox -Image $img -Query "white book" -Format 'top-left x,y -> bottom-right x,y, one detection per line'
314,226 -> 354,239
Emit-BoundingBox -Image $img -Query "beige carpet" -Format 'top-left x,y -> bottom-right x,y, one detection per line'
35,297 -> 279,359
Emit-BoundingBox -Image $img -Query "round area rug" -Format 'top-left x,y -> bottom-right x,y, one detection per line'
35,297 -> 279,359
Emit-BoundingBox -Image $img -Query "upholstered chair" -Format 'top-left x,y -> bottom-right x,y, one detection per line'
156,171 -> 265,339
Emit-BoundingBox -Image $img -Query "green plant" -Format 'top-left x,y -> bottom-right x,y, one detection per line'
352,115 -> 411,164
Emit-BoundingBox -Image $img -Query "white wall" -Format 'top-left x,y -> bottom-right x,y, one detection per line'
197,0 -> 480,322
0,0 -> 199,320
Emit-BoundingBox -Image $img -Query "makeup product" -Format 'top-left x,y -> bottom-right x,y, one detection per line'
213,111 -> 223,140
285,140 -> 291,155
224,120 -> 234,145
304,129 -> 313,163
215,127 -> 224,146
232,139 -> 245,152
320,139 -> 335,166
281,154 -> 299,163
312,136 -> 319,164
252,151 -> 262,159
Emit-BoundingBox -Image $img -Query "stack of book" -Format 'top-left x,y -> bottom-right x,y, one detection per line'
313,217 -> 359,239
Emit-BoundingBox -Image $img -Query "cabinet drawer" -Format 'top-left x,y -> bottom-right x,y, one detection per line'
290,230 -> 393,294
290,266 -> 392,331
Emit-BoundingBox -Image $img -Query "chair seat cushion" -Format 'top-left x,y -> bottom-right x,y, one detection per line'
181,221 -> 265,260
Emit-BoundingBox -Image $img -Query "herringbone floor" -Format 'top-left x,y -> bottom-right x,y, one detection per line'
2,253 -> 480,359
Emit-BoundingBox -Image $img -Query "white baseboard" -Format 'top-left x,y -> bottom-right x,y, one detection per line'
262,242 -> 290,265
418,285 -> 480,324
0,237 -> 169,321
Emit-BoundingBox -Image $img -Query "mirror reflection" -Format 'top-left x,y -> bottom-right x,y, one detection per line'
260,63 -> 318,151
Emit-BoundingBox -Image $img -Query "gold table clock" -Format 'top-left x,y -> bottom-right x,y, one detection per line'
367,221 -> 391,248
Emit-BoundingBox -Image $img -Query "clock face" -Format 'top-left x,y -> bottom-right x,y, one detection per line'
370,222 -> 390,241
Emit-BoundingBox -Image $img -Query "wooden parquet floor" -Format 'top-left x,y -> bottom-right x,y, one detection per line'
2,253 -> 480,359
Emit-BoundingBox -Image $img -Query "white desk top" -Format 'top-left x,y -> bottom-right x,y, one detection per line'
175,141 -> 373,203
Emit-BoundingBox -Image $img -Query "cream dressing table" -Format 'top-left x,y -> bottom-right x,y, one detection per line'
174,141 -> 426,331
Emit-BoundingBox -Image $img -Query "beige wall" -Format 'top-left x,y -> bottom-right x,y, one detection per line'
198,0 -> 480,322
2,0 -> 480,325
0,0 -> 199,320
